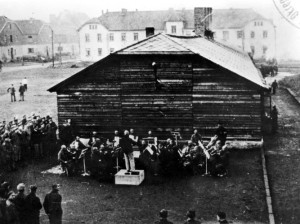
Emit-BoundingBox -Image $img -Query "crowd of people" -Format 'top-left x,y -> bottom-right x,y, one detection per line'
57,121 -> 229,180
0,113 -> 58,171
0,180 -> 230,224
7,77 -> 28,102
0,181 -> 62,224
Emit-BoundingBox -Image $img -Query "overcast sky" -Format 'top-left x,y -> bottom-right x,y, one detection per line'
0,0 -> 299,60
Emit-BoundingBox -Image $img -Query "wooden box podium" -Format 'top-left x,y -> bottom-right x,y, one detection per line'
115,169 -> 145,185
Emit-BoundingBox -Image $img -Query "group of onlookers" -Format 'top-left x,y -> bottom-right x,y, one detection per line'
0,114 -> 58,171
7,77 -> 28,102
0,181 -> 62,224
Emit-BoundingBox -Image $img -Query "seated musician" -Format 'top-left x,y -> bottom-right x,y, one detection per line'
207,140 -> 228,177
181,140 -> 194,157
58,145 -> 72,172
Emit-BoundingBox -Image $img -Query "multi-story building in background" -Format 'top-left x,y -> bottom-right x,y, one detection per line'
211,9 -> 276,60
0,16 -> 80,62
78,8 -> 276,61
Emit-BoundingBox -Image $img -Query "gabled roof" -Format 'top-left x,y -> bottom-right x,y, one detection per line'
78,8 -> 267,31
49,33 -> 267,92
0,16 -> 10,33
117,33 -> 267,88
15,19 -> 48,35
117,33 -> 192,54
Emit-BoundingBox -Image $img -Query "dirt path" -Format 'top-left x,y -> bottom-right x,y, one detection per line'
264,88 -> 300,224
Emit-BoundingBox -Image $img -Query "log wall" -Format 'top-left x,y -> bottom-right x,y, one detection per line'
56,55 -> 264,140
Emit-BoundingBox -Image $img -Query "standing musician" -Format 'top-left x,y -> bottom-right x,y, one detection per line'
113,130 -> 121,147
191,129 -> 202,146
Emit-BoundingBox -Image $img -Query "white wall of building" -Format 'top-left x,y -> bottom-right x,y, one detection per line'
165,22 -> 184,35
79,22 -> 168,61
214,19 -> 275,59
243,19 -> 275,60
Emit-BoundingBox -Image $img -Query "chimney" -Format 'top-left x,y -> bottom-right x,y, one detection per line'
145,27 -> 155,37
194,7 -> 212,36
121,8 -> 127,15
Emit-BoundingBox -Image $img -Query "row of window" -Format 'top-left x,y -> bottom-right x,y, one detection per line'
222,30 -> 268,40
250,45 -> 268,55
254,21 -> 263,26
85,48 -> 115,57
89,25 -> 97,30
85,33 -> 139,42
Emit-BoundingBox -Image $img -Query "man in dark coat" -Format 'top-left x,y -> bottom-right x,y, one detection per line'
119,130 -> 137,172
215,121 -> 227,146
271,79 -> 278,95
6,193 -> 20,224
0,188 -> 7,224
217,211 -> 229,224
271,105 -> 278,133
154,209 -> 173,224
19,83 -> 25,101
184,210 -> 201,224
7,84 -> 16,102
13,183 -> 26,224
25,185 -> 42,224
59,119 -> 74,146
45,118 -> 58,156
43,184 -> 63,224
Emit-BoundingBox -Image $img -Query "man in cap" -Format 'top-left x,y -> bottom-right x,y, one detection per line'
184,210 -> 201,224
43,184 -> 63,224
25,185 -> 42,224
217,211 -> 228,224
154,209 -> 173,224
13,183 -> 27,224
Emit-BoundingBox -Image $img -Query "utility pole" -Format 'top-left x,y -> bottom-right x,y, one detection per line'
51,29 -> 54,67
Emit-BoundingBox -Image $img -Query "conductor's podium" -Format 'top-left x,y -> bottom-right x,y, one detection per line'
115,169 -> 145,185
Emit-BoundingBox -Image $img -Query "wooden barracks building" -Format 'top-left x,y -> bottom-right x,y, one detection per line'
49,8 -> 270,141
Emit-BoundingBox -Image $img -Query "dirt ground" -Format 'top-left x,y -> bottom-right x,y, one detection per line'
264,88 -> 300,224
0,67 -> 269,223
